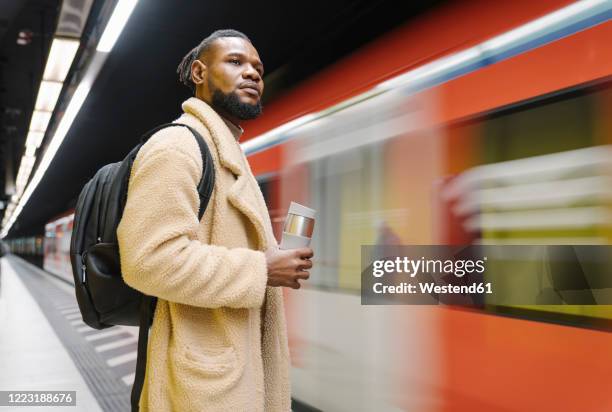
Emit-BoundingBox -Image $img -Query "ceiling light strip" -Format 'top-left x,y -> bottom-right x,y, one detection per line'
1,1 -> 139,237
96,0 -> 138,52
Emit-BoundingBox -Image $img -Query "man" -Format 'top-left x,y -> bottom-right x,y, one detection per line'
117,29 -> 313,412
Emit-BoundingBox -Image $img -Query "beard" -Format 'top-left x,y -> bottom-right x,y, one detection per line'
210,85 -> 263,120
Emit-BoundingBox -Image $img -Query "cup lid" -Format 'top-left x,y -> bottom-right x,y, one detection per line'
288,201 -> 316,219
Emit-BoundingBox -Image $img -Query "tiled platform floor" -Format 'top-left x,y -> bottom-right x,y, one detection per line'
0,255 -> 138,411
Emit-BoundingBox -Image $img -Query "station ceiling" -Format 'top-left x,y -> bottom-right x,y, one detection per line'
1,0 -> 444,237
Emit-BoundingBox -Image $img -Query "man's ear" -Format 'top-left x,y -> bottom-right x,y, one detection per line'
191,59 -> 207,85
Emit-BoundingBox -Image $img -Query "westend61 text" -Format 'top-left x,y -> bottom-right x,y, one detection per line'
373,282 -> 493,295
372,256 -> 487,278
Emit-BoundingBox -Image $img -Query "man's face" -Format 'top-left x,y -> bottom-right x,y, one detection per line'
196,37 -> 264,120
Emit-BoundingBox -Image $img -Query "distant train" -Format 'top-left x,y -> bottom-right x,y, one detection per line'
28,1 -> 612,411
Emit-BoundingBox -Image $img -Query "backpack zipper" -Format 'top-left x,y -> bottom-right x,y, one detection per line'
81,251 -> 88,283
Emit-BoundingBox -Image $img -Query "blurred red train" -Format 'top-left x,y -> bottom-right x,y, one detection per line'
34,1 -> 612,411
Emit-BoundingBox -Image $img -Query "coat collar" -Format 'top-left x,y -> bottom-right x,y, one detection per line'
181,97 -> 269,250
182,97 -> 244,177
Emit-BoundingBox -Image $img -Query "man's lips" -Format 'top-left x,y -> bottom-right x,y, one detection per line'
239,84 -> 260,97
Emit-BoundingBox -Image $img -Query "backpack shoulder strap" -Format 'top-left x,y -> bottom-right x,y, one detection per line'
131,295 -> 155,412
140,123 -> 215,220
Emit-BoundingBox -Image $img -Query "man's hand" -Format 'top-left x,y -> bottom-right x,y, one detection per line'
265,247 -> 314,289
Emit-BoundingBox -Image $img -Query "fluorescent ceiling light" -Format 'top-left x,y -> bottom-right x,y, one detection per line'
46,81 -> 91,161
42,38 -> 80,82
16,165 -> 28,179
35,81 -> 63,111
25,145 -> 36,157
29,110 -> 52,132
20,155 -> 36,171
13,81 -> 92,231
25,131 -> 45,148
2,51 -> 102,237
97,0 -> 138,52
16,173 -> 29,188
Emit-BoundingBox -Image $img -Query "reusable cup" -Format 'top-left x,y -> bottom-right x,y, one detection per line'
280,202 -> 316,249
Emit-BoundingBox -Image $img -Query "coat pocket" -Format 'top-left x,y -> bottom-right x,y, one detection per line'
170,345 -> 244,410
180,346 -> 237,378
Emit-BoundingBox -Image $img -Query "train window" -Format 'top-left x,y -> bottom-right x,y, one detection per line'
444,79 -> 612,329
307,144 -> 386,291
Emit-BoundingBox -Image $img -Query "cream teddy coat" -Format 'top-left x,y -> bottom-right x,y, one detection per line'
117,97 -> 291,411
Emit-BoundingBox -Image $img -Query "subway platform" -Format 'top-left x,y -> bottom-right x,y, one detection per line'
0,255 -> 139,411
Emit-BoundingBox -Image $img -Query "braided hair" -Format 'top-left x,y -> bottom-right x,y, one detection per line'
177,29 -> 251,93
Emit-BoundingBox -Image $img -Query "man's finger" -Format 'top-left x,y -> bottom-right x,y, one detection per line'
295,271 -> 310,280
295,247 -> 314,259
299,259 -> 313,270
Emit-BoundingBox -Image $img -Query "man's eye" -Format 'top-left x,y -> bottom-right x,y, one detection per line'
230,59 -> 240,65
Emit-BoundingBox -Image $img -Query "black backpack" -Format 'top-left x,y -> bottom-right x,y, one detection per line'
69,123 -> 215,412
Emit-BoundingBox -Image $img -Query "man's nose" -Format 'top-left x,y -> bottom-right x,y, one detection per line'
243,65 -> 261,82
